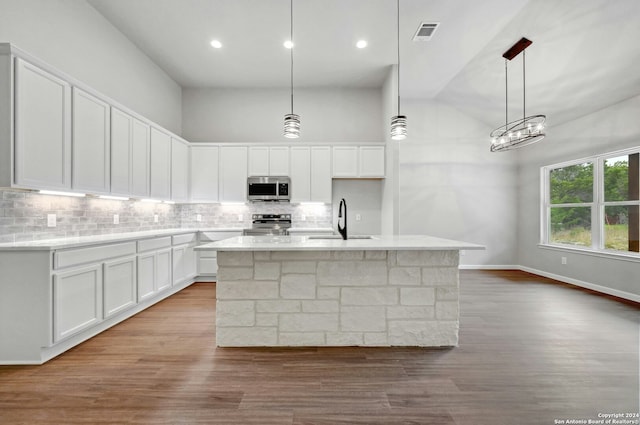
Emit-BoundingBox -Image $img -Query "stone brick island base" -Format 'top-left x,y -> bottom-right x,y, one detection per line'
215,249 -> 461,347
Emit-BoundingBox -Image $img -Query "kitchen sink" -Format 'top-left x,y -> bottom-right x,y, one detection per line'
307,235 -> 375,240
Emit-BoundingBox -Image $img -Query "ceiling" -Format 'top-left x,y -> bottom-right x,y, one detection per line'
88,0 -> 640,128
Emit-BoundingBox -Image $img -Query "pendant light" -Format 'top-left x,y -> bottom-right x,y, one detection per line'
490,37 -> 546,152
283,0 -> 300,138
390,0 -> 407,141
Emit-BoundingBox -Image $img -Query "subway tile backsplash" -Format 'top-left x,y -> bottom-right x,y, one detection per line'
0,189 -> 333,243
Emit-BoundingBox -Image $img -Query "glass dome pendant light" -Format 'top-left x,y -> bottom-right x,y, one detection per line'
490,37 -> 546,152
390,0 -> 407,141
283,0 -> 300,138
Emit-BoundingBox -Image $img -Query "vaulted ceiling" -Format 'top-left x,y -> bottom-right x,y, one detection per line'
89,0 -> 640,128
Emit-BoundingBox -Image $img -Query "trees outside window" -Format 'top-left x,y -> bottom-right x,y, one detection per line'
542,149 -> 640,255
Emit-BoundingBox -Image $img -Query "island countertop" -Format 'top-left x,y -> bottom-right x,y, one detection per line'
195,235 -> 485,251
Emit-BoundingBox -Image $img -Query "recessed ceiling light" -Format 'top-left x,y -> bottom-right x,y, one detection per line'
356,40 -> 368,49
210,40 -> 222,49
284,40 -> 294,49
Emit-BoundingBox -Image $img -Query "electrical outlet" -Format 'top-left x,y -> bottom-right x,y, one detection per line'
154,214 -> 159,223
301,214 -> 306,221
113,214 -> 119,224
196,214 -> 202,222
561,257 -> 567,265
237,214 -> 243,222
460,250 -> 466,256
47,214 -> 56,227
355,214 -> 362,221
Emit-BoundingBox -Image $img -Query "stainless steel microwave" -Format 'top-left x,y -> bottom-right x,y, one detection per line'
247,176 -> 290,202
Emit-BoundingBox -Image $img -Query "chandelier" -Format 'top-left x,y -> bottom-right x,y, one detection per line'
490,37 -> 546,152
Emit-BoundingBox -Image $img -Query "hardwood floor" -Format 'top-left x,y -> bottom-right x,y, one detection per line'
0,270 -> 638,424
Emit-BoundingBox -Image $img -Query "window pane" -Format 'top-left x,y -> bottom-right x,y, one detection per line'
550,207 -> 591,246
604,205 -> 640,252
550,163 -> 593,204
605,153 -> 639,202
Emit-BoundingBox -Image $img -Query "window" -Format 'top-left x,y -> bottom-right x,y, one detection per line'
542,148 -> 640,256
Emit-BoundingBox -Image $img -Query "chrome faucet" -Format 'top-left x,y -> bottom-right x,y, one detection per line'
337,198 -> 347,240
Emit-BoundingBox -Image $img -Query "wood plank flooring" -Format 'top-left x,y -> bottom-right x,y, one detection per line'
0,270 -> 638,424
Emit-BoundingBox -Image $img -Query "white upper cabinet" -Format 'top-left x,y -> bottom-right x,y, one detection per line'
332,146 -> 358,178
190,145 -> 219,203
110,108 -> 132,196
290,146 -> 311,202
72,88 -> 111,194
269,146 -> 290,176
311,146 -> 332,203
219,146 -> 248,202
248,146 -> 290,176
248,146 -> 269,176
130,118 -> 150,198
359,146 -> 385,177
149,128 -> 171,200
332,146 -> 385,178
13,58 -> 72,190
171,137 -> 189,202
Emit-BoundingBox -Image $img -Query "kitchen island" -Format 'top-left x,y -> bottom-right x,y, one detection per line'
196,235 -> 484,347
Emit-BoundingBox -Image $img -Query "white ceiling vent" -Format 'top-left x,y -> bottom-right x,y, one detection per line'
413,22 -> 440,41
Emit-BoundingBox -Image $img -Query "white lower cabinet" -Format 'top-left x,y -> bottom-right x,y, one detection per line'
103,256 -> 137,319
53,264 -> 103,343
197,231 -> 242,278
172,233 -> 197,285
138,247 -> 172,300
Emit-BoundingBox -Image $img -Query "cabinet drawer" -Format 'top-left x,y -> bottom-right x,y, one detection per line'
172,233 -> 197,246
199,250 -> 217,259
137,236 -> 172,252
199,231 -> 242,242
54,242 -> 136,269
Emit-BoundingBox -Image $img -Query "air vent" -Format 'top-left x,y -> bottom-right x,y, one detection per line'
413,22 -> 440,41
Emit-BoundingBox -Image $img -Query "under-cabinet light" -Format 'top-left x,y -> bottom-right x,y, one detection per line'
163,200 -> 175,204
98,195 -> 129,201
140,198 -> 162,203
39,190 -> 86,197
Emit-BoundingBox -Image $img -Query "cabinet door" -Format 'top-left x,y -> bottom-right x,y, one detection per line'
269,146 -> 290,176
172,245 -> 186,285
103,256 -> 137,318
110,108 -> 132,195
14,58 -> 71,190
332,146 -> 358,178
290,146 -> 310,202
359,146 -> 385,177
137,252 -> 156,301
150,128 -> 171,199
248,146 -> 269,176
311,146 -> 332,203
171,138 -> 189,202
72,88 -> 110,193
184,244 -> 197,280
156,248 -> 172,292
131,118 -> 150,198
219,146 -> 248,202
190,145 -> 219,202
53,264 -> 103,342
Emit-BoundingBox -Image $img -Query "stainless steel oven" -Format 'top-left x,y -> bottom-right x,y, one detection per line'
247,176 -> 290,202
242,214 -> 292,236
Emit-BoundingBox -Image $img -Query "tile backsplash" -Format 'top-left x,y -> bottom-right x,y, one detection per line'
0,189 -> 333,243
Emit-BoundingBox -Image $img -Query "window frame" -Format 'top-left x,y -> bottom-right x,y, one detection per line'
540,146 -> 640,259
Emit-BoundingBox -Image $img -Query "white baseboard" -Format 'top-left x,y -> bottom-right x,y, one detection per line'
460,264 -> 639,303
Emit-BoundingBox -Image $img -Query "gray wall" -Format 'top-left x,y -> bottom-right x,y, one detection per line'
332,180 -> 382,236
517,94 -> 640,298
182,87 -> 382,144
0,0 -> 182,134
397,99 -> 518,266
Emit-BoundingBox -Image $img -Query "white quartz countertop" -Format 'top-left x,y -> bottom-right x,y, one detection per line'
0,228 -> 245,251
195,235 -> 485,251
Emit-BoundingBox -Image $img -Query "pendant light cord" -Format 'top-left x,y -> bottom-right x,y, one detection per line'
522,49 -> 526,121
504,58 -> 508,128
290,0 -> 294,114
396,0 -> 400,116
